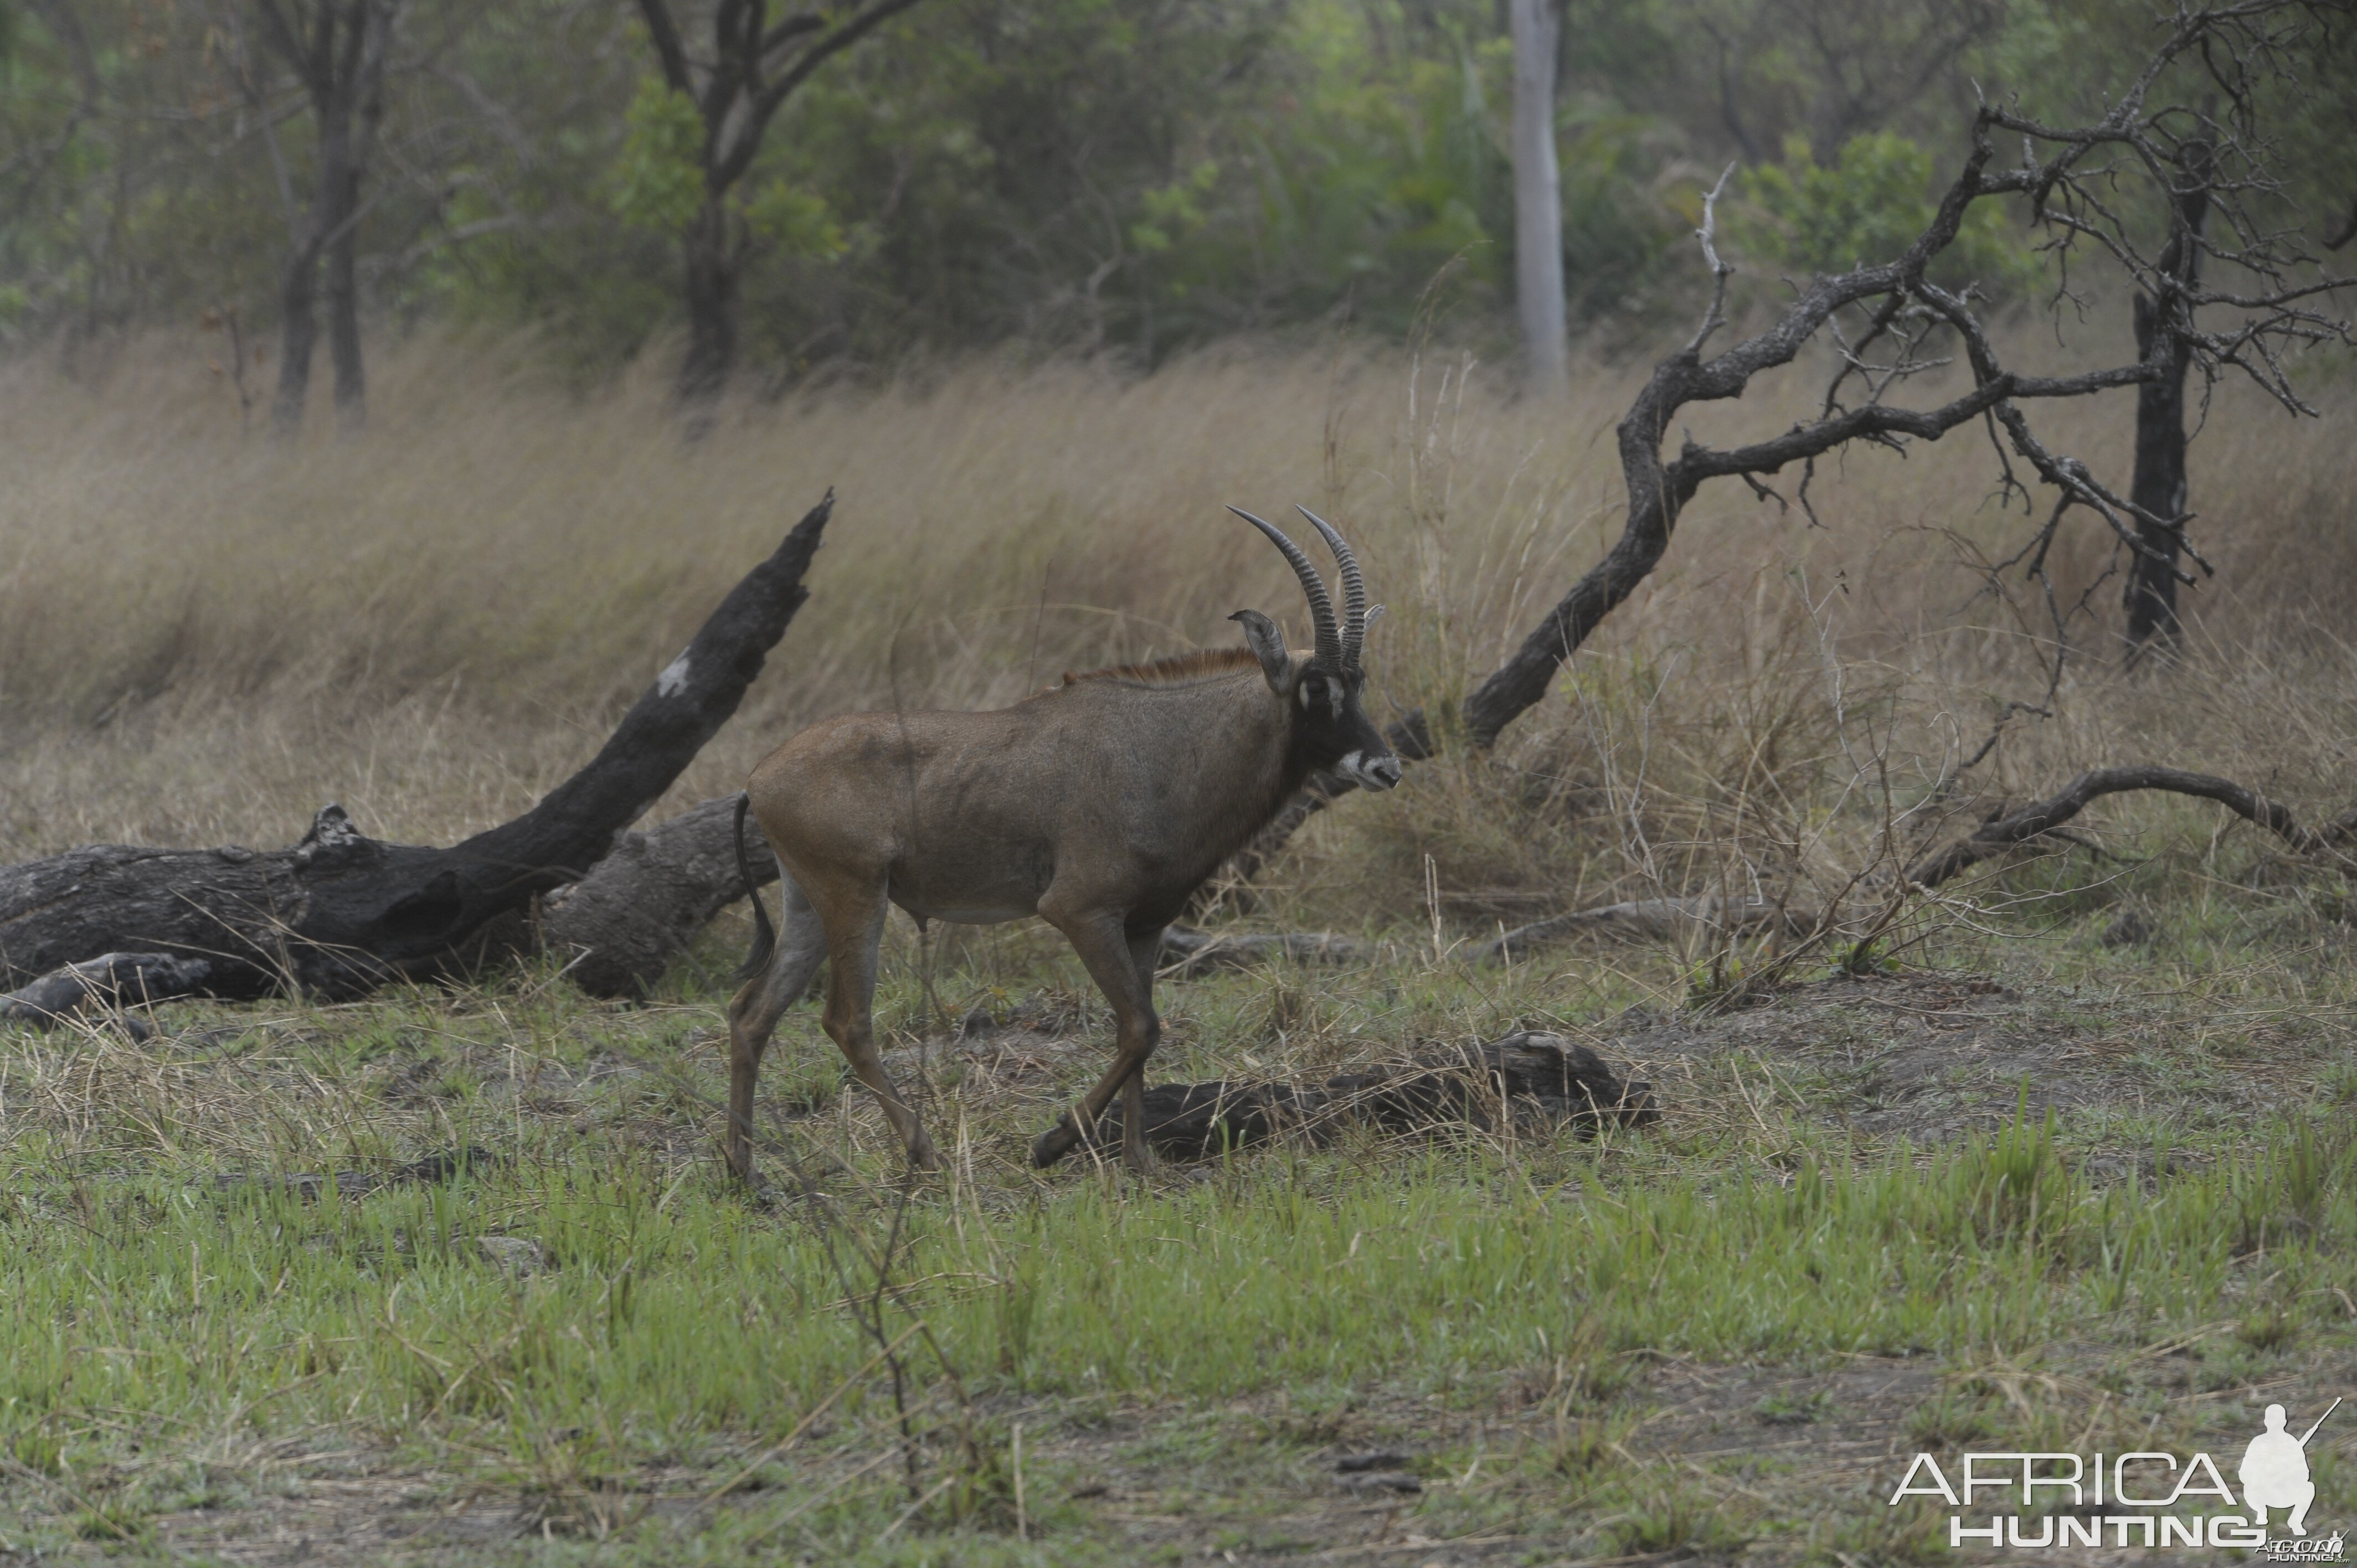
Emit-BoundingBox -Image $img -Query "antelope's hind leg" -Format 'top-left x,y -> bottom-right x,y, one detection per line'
725,871 -> 830,1185
816,874 -> 942,1173
1030,912 -> 1165,1173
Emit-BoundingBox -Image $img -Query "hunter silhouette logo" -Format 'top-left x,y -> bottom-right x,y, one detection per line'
2246,1400 -> 2339,1538
1889,1396 -> 2344,1552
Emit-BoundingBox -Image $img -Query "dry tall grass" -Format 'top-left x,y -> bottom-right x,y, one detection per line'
4,324 -> 2352,932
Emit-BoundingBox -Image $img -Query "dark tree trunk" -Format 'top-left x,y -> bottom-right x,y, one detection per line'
272,236 -> 321,434
632,0 -> 928,415
318,112 -> 364,430
1205,125 -> 2174,896
255,0 -> 393,436
680,203 -> 739,408
2123,143 -> 2211,661
326,220 -> 366,430
2123,293 -> 2194,651
0,497 -> 834,1001
328,1 -> 390,431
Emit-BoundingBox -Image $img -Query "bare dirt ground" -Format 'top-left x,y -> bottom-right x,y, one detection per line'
1600,967 -> 2329,1149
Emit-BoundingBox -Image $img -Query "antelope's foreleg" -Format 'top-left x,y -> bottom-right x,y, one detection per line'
724,871 -> 829,1185
1033,912 -> 1164,1172
1119,923 -> 1166,1166
818,879 -> 941,1173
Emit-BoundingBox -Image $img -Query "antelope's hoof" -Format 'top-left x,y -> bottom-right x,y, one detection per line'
1030,1116 -> 1077,1169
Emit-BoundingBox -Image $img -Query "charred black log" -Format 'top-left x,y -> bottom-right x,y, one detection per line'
0,496 -> 833,1002
0,951 -> 217,1036
1095,1032 -> 1656,1160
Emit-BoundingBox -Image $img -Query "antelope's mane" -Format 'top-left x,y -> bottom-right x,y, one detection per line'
1059,647 -> 1262,688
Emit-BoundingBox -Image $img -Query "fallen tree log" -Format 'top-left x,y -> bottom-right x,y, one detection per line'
0,496 -> 834,1005
0,952 -> 218,1038
1903,766 -> 2357,888
538,793 -> 780,998
1100,1031 -> 1656,1159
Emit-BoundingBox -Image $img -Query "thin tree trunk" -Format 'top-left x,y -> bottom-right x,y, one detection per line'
328,0 -> 393,432
2123,141 -> 2211,661
273,235 -> 321,434
680,202 -> 739,409
321,122 -> 365,430
326,233 -> 365,427
1509,0 -> 1567,398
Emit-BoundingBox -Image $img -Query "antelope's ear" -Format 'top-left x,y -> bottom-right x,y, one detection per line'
1228,610 -> 1295,693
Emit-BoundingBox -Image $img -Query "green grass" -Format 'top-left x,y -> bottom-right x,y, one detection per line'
4,873 -> 2356,1561
8,1114 -> 2352,1442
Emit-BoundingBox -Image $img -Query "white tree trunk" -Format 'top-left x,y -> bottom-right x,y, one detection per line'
1509,0 -> 1567,398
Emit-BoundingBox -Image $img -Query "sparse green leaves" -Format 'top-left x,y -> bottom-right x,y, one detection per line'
1129,159 -> 1219,255
742,179 -> 849,261
606,75 -> 705,235
1737,131 -> 2042,296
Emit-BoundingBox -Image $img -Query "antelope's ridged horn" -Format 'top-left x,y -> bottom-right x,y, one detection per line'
1294,506 -> 1366,665
1228,505 -> 1342,667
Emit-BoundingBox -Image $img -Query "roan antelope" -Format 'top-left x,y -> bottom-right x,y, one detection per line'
724,507 -> 1400,1180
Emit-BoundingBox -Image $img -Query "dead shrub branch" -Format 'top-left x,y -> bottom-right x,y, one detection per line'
1219,1 -> 2351,894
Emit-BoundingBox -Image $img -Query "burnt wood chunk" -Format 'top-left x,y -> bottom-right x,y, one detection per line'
1098,1032 -> 1656,1159
0,496 -> 832,1001
0,951 -> 217,1035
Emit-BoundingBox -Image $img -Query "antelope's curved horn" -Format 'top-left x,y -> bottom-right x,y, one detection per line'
1228,506 -> 1342,667
1294,506 -> 1367,664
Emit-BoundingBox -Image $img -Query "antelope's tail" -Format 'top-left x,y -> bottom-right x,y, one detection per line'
733,792 -> 778,982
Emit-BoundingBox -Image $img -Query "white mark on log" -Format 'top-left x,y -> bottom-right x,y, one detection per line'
302,803 -> 364,849
657,652 -> 692,698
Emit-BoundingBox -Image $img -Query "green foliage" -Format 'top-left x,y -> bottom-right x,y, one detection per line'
1128,159 -> 1219,255
606,76 -> 706,235
1740,130 -> 2042,294
2,0 -> 2350,374
742,179 -> 850,260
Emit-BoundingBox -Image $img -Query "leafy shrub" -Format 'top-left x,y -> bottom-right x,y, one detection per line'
1739,131 -> 2041,296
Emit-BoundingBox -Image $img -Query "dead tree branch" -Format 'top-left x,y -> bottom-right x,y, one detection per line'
1460,766 -> 2355,968
1210,2 -> 2350,896
1905,766 -> 2357,888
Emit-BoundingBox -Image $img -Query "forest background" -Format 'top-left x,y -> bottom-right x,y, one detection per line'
8,0 -> 2353,398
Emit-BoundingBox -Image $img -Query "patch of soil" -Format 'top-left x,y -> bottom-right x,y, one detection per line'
1591,969 -> 2337,1146
86,1340 -> 2357,1566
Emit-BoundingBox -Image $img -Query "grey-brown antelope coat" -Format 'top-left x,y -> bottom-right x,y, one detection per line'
726,507 -> 1398,1179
